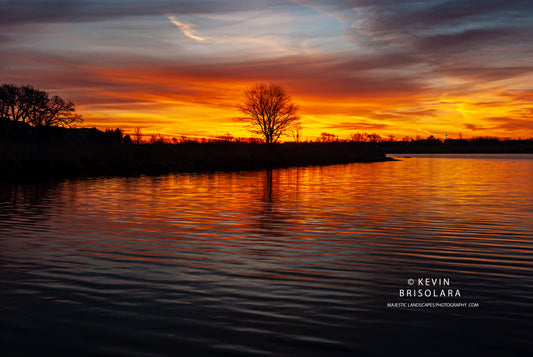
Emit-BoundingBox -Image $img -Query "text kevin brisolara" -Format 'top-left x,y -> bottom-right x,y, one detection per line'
401,277 -> 461,298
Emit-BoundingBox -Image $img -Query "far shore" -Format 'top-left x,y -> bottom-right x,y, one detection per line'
4,121 -> 531,182
0,122 -> 391,181
380,138 -> 533,154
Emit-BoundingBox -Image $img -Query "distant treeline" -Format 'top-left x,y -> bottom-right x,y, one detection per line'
311,133 -> 533,153
0,121 -> 389,180
378,136 -> 533,154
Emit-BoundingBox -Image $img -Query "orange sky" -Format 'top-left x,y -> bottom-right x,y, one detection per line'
2,0 -> 533,140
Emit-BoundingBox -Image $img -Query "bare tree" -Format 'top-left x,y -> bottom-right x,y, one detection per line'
319,132 -> 336,142
133,127 -> 143,144
368,133 -> 382,143
290,122 -> 303,143
21,85 -> 48,125
238,83 -> 300,144
350,132 -> 365,142
0,86 -> 8,121
0,84 -> 25,122
0,83 -> 82,127
28,95 -> 82,127
150,134 -> 166,144
216,132 -> 234,142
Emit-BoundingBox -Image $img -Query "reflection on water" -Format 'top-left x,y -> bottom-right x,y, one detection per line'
1,155 -> 533,356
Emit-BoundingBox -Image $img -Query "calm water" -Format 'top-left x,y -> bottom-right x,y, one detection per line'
1,154 -> 532,356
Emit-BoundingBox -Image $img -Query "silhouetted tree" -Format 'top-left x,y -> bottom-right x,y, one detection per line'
216,132 -> 234,142
133,127 -> 143,144
319,132 -> 336,142
0,84 -> 25,122
104,128 -> 123,142
368,133 -> 382,143
0,83 -> 82,127
291,122 -> 303,143
20,85 -> 48,125
238,83 -> 300,144
32,95 -> 81,127
150,134 -> 166,144
350,132 -> 365,142
0,88 -> 6,121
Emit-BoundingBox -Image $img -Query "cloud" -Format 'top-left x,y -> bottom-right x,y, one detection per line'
412,28 -> 522,55
486,117 -> 533,132
326,121 -> 390,131
367,108 -> 438,123
464,123 -> 480,131
3,48 -> 426,98
0,0 -> 296,29
167,16 -> 207,42
501,91 -> 533,102
344,0 -> 533,88
510,107 -> 533,119
349,0 -> 533,34
2,0 -> 533,138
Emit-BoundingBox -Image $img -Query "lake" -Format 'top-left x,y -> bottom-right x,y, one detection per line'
1,154 -> 532,356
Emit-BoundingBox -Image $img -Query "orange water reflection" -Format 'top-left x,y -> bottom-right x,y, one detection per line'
1,155 -> 533,355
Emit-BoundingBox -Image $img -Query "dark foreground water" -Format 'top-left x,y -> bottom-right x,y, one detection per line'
1,154 -> 533,356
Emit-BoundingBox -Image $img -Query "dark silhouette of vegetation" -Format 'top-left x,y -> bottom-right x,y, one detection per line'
291,122 -> 303,143
2,81 -> 530,182
133,127 -> 143,144
377,135 -> 533,154
238,83 -> 300,143
0,84 -> 82,127
0,120 -> 390,181
342,132 -> 533,153
319,132 -> 337,142
104,128 -> 124,142
348,132 -> 383,143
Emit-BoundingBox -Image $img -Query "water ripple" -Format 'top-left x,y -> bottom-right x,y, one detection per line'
1,155 -> 533,356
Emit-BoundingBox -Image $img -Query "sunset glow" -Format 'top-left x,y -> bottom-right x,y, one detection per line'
2,0 -> 532,140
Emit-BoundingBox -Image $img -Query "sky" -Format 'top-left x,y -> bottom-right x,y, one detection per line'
1,0 -> 533,140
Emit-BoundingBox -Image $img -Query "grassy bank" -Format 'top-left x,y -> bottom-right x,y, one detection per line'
0,122 -> 390,180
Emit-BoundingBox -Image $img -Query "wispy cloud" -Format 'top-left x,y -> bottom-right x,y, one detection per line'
2,0 -> 533,138
167,16 -> 207,42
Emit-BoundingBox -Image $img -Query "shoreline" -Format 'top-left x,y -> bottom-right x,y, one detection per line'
1,139 -> 392,182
